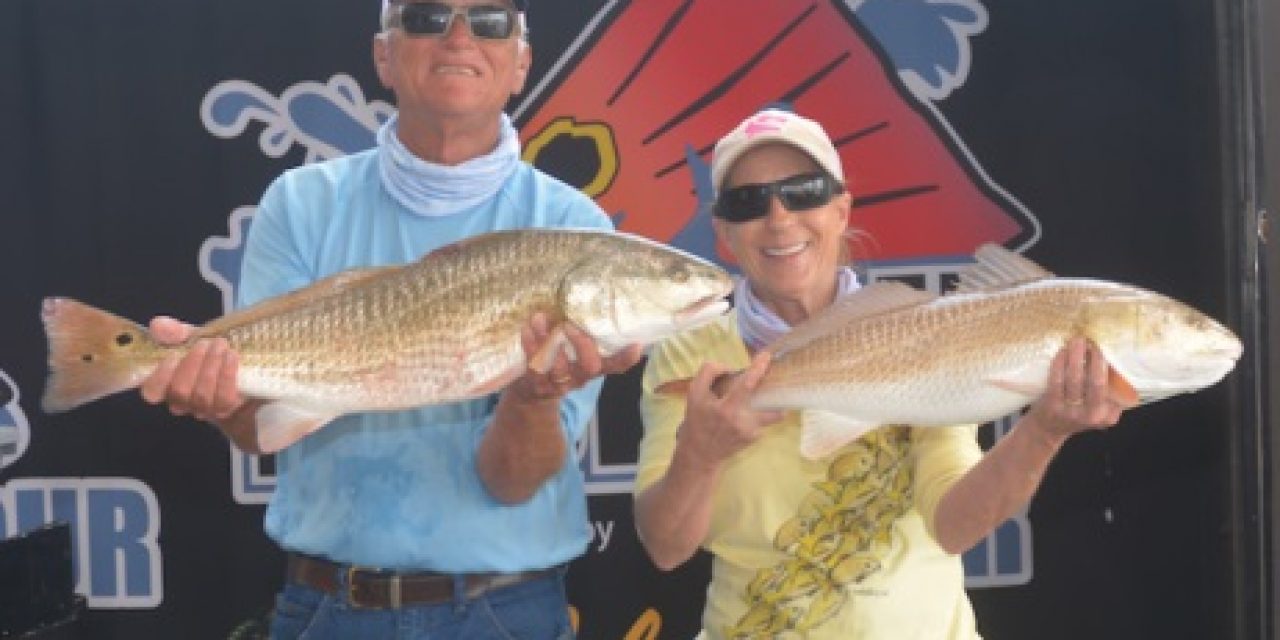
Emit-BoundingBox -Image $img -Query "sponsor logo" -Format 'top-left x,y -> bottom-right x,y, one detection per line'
3,375 -> 163,609
0,371 -> 30,470
0,478 -> 163,608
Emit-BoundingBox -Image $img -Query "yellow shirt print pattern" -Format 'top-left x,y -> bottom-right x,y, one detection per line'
727,426 -> 914,638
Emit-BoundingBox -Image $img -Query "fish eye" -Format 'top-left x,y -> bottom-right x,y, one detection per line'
116,332 -> 134,347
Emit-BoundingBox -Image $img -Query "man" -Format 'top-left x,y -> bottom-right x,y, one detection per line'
141,1 -> 640,637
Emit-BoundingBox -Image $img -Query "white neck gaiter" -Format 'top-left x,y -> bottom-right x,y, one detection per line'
736,267 -> 862,350
377,113 -> 521,217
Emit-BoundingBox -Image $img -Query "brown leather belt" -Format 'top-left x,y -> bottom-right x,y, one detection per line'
286,553 -> 559,609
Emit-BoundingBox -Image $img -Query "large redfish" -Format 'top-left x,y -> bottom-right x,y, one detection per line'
674,244 -> 1242,459
42,228 -> 733,452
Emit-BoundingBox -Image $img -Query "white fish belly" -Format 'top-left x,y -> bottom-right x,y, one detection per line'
753,379 -> 1038,426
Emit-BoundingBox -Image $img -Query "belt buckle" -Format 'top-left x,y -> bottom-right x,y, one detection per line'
346,566 -> 403,610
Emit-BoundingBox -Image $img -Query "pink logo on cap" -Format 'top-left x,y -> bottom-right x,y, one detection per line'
744,112 -> 790,137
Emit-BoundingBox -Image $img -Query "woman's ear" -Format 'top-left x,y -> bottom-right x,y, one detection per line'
834,191 -> 852,231
710,216 -> 738,263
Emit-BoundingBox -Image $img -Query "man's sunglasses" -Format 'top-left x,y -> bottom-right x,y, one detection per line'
387,2 -> 518,40
713,172 -> 845,223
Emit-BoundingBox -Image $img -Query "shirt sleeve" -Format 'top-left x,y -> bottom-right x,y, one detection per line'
635,343 -> 690,494
911,423 -> 984,544
558,377 -> 604,447
237,173 -> 316,309
552,178 -> 614,232
635,318 -> 744,493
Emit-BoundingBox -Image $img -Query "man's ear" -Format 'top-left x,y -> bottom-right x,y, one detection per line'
372,33 -> 393,89
511,42 -> 532,94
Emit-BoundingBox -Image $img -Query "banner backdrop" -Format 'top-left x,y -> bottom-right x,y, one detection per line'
1,0 -> 1236,638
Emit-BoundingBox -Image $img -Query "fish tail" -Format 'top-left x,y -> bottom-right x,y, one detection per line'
654,379 -> 693,396
41,297 -> 164,413
654,371 -> 739,397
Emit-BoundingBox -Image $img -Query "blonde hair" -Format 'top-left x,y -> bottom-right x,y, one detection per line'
841,225 -> 880,266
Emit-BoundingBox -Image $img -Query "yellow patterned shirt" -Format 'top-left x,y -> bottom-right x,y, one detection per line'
636,313 -> 984,640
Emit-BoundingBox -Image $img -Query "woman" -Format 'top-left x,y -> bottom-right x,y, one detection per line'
633,109 -> 1131,639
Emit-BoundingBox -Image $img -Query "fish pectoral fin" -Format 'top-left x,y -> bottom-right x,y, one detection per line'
1109,370 -> 1141,407
799,411 -> 880,460
527,324 -> 581,373
527,328 -> 567,374
985,378 -> 1043,397
986,366 -> 1140,406
985,361 -> 1047,398
254,402 -> 338,454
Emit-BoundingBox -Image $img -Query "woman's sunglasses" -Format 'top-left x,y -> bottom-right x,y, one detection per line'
713,172 -> 844,223
387,2 -> 517,40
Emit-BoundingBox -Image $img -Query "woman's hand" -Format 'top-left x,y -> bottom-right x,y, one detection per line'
676,351 -> 784,468
1023,337 -> 1136,443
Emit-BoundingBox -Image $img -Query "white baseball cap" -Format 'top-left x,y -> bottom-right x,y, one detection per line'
710,109 -> 844,191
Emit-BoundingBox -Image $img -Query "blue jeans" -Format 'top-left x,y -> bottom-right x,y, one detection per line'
269,566 -> 575,640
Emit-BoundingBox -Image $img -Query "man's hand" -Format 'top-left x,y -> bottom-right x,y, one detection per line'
139,317 -> 245,421
138,318 -> 263,453
507,313 -> 644,402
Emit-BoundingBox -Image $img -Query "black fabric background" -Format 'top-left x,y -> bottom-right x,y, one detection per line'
0,1 -> 1236,638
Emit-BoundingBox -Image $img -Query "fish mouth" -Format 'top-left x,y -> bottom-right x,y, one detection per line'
1190,338 -> 1244,374
1217,340 -> 1244,362
675,293 -> 732,326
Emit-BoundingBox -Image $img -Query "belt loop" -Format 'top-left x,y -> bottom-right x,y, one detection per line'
451,574 -> 467,612
345,565 -> 361,608
389,574 -> 402,609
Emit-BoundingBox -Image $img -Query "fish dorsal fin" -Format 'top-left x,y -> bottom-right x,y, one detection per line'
196,266 -> 399,337
953,244 -> 1055,294
767,281 -> 935,356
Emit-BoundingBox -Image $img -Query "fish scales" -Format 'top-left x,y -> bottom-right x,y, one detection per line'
753,279 -> 1229,428
228,232 -> 605,408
